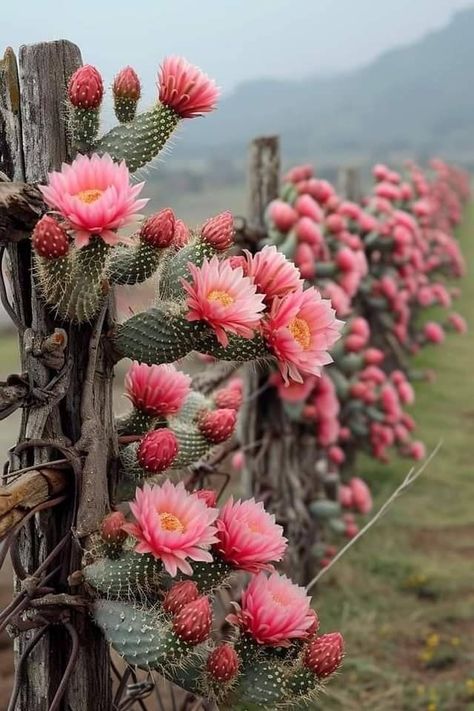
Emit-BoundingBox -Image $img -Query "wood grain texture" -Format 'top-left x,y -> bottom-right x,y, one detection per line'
0,40 -> 113,710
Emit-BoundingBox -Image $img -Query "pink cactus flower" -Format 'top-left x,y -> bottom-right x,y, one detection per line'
295,218 -> 323,247
123,481 -> 218,577
424,321 -> 445,344
339,484 -> 353,509
448,312 -> 467,334
295,194 -> 323,222
215,498 -> 287,573
158,56 -> 219,118
227,572 -> 314,646
267,199 -> 298,232
328,445 -> 345,465
231,450 -> 245,471
322,281 -> 352,318
182,256 -> 265,347
349,478 -> 373,514
245,245 -> 302,302
270,372 -> 317,403
124,362 -> 191,416
264,287 -> 343,383
39,153 -> 148,248
409,440 -> 426,461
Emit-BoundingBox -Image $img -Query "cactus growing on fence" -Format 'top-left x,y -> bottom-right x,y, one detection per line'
86,486 -> 344,708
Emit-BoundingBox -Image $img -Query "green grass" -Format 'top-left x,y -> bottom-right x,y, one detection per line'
317,205 -> 474,711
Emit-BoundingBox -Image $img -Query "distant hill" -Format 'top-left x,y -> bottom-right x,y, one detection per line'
174,8 -> 474,167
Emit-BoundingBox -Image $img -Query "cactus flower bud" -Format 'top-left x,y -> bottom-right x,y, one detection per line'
214,385 -> 243,411
137,428 -> 179,473
200,211 -> 234,251
162,580 -> 199,615
194,489 -> 218,508
32,215 -> 69,259
113,66 -> 141,123
173,218 -> 190,248
206,643 -> 240,682
68,65 -> 104,109
113,66 -> 141,100
198,408 -> 236,444
140,208 -> 176,248
304,632 -> 344,678
173,596 -> 212,644
158,56 -> 219,118
99,511 -> 127,548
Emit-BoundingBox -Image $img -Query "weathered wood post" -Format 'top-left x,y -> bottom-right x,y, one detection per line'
337,165 -> 362,202
1,41 -> 112,710
239,137 -> 325,584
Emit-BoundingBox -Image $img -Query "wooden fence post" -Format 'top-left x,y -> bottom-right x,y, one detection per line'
1,41 -> 112,710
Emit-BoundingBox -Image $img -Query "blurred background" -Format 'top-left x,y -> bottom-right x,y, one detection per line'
1,2 -> 473,708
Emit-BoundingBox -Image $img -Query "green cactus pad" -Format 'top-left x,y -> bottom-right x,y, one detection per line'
171,423 -> 213,468
69,107 -> 100,153
231,659 -> 288,708
158,239 -> 218,299
116,409 -> 156,436
84,552 -> 163,599
97,104 -> 180,173
200,333 -> 270,362
180,556 -> 233,593
93,599 -> 189,669
38,238 -> 109,323
285,666 -> 319,696
176,391 -> 211,423
119,442 -> 146,480
108,241 -> 166,285
114,96 -> 138,124
113,307 -> 209,364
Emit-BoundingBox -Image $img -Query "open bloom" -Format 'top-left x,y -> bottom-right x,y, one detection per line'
123,481 -> 218,577
124,362 -> 191,417
227,572 -> 314,646
244,245 -> 302,302
158,56 -> 219,118
264,287 -> 343,383
39,153 -> 147,248
182,256 -> 266,347
215,497 -> 287,572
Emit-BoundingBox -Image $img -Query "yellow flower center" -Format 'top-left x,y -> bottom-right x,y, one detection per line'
76,188 -> 103,204
159,511 -> 184,533
288,317 -> 311,349
207,290 -> 234,307
271,591 -> 290,606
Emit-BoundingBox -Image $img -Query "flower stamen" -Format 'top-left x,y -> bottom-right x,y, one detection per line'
159,511 -> 185,533
207,289 -> 234,307
76,189 -> 104,204
288,317 -> 311,349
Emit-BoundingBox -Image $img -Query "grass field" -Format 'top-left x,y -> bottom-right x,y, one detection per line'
318,206 -> 474,711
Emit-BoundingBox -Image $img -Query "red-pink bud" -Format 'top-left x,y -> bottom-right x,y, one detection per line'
32,215 -> 69,259
198,408 -> 236,444
214,385 -> 243,411
304,633 -> 344,678
173,596 -> 212,644
201,211 -> 234,251
173,219 -> 190,248
140,208 -> 175,248
206,643 -> 240,682
99,511 -> 127,547
137,428 -> 179,473
268,199 -> 298,232
194,489 -> 218,508
163,580 -> 199,615
68,65 -> 104,109
113,66 -> 141,100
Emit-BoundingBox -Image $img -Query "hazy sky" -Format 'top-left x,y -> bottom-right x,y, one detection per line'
3,0 -> 472,97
